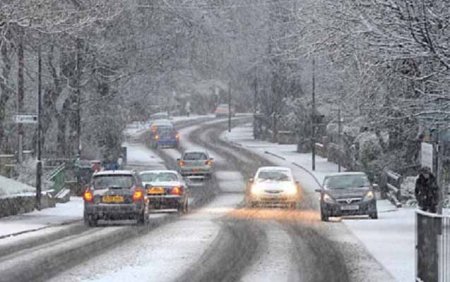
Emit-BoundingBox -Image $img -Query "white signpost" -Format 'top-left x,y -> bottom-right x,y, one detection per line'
421,142 -> 434,172
14,114 -> 38,124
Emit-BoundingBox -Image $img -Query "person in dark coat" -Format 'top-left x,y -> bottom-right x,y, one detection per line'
415,167 -> 439,213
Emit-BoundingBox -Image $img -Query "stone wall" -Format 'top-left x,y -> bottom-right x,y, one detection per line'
0,193 -> 55,218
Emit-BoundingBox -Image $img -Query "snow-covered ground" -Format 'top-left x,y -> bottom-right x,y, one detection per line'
0,175 -> 36,198
222,123 -> 416,282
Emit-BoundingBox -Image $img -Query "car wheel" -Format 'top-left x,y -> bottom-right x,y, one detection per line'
137,211 -> 147,225
320,210 -> 329,222
85,215 -> 97,227
369,212 -> 378,219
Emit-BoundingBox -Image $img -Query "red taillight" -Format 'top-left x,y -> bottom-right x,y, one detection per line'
178,160 -> 185,167
170,186 -> 183,195
83,189 -> 94,202
133,188 -> 144,202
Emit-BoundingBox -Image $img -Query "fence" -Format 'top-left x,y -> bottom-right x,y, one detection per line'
416,210 -> 450,282
383,169 -> 403,208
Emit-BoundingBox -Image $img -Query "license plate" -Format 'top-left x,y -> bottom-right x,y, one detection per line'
341,205 -> 359,211
148,187 -> 165,195
102,195 -> 124,203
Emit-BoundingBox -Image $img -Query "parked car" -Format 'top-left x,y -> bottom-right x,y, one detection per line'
83,170 -> 148,226
245,166 -> 301,209
315,172 -> 378,221
140,170 -> 189,214
214,103 -> 235,118
177,149 -> 214,180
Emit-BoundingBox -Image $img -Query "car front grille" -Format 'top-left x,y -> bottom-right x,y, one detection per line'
336,198 -> 362,205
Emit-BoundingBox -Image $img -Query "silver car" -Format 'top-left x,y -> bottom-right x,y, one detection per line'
245,166 -> 301,209
177,149 -> 214,180
140,170 -> 189,214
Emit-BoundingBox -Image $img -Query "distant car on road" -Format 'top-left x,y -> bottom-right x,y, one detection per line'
151,126 -> 180,149
246,166 -> 301,209
150,111 -> 170,121
83,170 -> 148,226
214,103 -> 235,118
150,119 -> 173,134
140,170 -> 189,214
315,172 -> 378,221
177,149 -> 214,180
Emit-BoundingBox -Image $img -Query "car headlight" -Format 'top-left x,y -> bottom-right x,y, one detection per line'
323,193 -> 335,204
251,185 -> 263,195
363,191 -> 375,201
284,184 -> 298,195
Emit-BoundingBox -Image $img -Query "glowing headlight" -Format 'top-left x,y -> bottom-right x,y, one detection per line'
363,191 -> 375,201
284,184 -> 298,195
251,185 -> 263,195
323,193 -> 335,204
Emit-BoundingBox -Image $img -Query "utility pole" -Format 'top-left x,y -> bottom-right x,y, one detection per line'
437,127 -> 445,214
311,56 -> 316,171
338,107 -> 342,172
228,82 -> 231,132
76,39 -> 82,157
36,46 -> 42,210
17,30 -> 25,163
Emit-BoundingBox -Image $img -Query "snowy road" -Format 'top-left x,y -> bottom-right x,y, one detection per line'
1,117 -> 397,281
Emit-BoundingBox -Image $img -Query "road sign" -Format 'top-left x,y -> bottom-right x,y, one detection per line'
14,114 -> 38,124
421,142 -> 434,171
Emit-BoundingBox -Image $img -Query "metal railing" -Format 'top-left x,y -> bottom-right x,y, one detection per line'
416,210 -> 450,282
383,169 -> 402,207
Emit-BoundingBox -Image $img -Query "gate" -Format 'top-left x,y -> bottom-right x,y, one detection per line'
416,210 -> 450,282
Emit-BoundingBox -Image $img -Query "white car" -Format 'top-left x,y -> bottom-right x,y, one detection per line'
140,170 -> 189,214
245,166 -> 301,209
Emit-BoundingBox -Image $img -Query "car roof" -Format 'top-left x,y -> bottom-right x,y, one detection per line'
93,170 -> 134,176
325,172 -> 367,178
152,119 -> 172,125
139,170 -> 178,174
257,166 -> 291,171
183,149 -> 208,154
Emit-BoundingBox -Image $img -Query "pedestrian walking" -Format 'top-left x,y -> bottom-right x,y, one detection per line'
415,167 -> 439,213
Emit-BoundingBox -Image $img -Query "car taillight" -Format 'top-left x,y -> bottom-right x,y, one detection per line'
83,189 -> 94,202
175,133 -> 180,140
170,186 -> 183,195
154,135 -> 159,140
178,160 -> 185,167
205,159 -> 213,166
133,188 -> 144,202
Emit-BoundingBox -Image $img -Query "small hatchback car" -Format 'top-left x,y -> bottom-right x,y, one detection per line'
316,172 -> 378,221
140,170 -> 189,214
83,170 -> 148,226
246,166 -> 301,208
177,149 -> 214,180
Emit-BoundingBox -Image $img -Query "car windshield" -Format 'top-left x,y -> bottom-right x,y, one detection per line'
324,175 -> 370,189
93,175 -> 134,189
141,172 -> 178,182
257,170 -> 291,182
184,152 -> 208,160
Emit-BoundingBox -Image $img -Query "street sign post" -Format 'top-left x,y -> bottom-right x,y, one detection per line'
14,114 -> 38,124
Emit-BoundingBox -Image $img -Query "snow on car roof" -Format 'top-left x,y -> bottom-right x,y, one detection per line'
139,170 -> 178,174
325,172 -> 367,177
257,166 -> 291,171
93,170 -> 134,176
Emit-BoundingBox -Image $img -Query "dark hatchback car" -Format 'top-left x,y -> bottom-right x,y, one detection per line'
152,126 -> 180,149
316,172 -> 378,221
83,170 -> 148,226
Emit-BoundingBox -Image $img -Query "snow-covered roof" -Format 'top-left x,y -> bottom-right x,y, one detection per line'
93,170 -> 134,176
325,172 -> 367,177
139,170 -> 177,175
